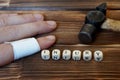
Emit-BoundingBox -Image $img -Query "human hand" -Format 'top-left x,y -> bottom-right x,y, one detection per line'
0,14 -> 57,66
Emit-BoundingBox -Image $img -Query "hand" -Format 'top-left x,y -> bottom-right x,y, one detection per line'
0,14 -> 57,66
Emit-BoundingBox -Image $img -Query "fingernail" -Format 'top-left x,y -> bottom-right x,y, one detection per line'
46,35 -> 56,41
46,21 -> 56,28
34,14 -> 43,20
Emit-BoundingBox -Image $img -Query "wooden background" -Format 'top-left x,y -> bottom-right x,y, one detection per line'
0,0 -> 120,80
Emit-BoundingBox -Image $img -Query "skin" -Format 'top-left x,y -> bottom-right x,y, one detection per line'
0,14 -> 57,66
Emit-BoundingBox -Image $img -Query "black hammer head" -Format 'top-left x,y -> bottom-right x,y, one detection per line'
79,24 -> 97,44
78,3 -> 106,44
96,3 -> 107,15
85,11 -> 106,29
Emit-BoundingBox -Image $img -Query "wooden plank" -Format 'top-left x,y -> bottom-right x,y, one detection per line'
0,10 -> 120,20
0,11 -> 119,45
0,0 -> 120,80
0,11 -> 119,79
107,10 -> 120,20
0,61 -> 22,80
10,0 -> 120,2
18,45 -> 120,80
9,1 -> 120,10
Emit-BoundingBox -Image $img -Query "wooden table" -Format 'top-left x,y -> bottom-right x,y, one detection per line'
0,0 -> 120,80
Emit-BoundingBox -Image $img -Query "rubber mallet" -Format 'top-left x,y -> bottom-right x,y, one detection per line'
78,3 -> 120,44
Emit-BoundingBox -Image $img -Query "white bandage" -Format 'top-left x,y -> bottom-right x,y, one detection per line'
10,38 -> 40,60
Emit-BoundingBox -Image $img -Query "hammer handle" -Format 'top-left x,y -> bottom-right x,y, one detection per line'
101,18 -> 120,32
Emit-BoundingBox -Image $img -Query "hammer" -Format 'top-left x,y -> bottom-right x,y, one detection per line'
78,3 -> 120,44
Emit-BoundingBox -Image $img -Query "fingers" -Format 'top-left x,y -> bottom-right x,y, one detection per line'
37,35 -> 56,49
0,21 -> 57,43
0,14 -> 18,18
0,14 -> 44,27
0,35 -> 56,66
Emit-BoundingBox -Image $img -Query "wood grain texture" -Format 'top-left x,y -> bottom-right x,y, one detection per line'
10,0 -> 120,10
0,0 -> 120,11
0,11 -> 119,45
21,46 -> 120,80
0,0 -> 120,80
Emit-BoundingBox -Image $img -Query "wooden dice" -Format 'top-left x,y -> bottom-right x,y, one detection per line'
41,49 -> 103,62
